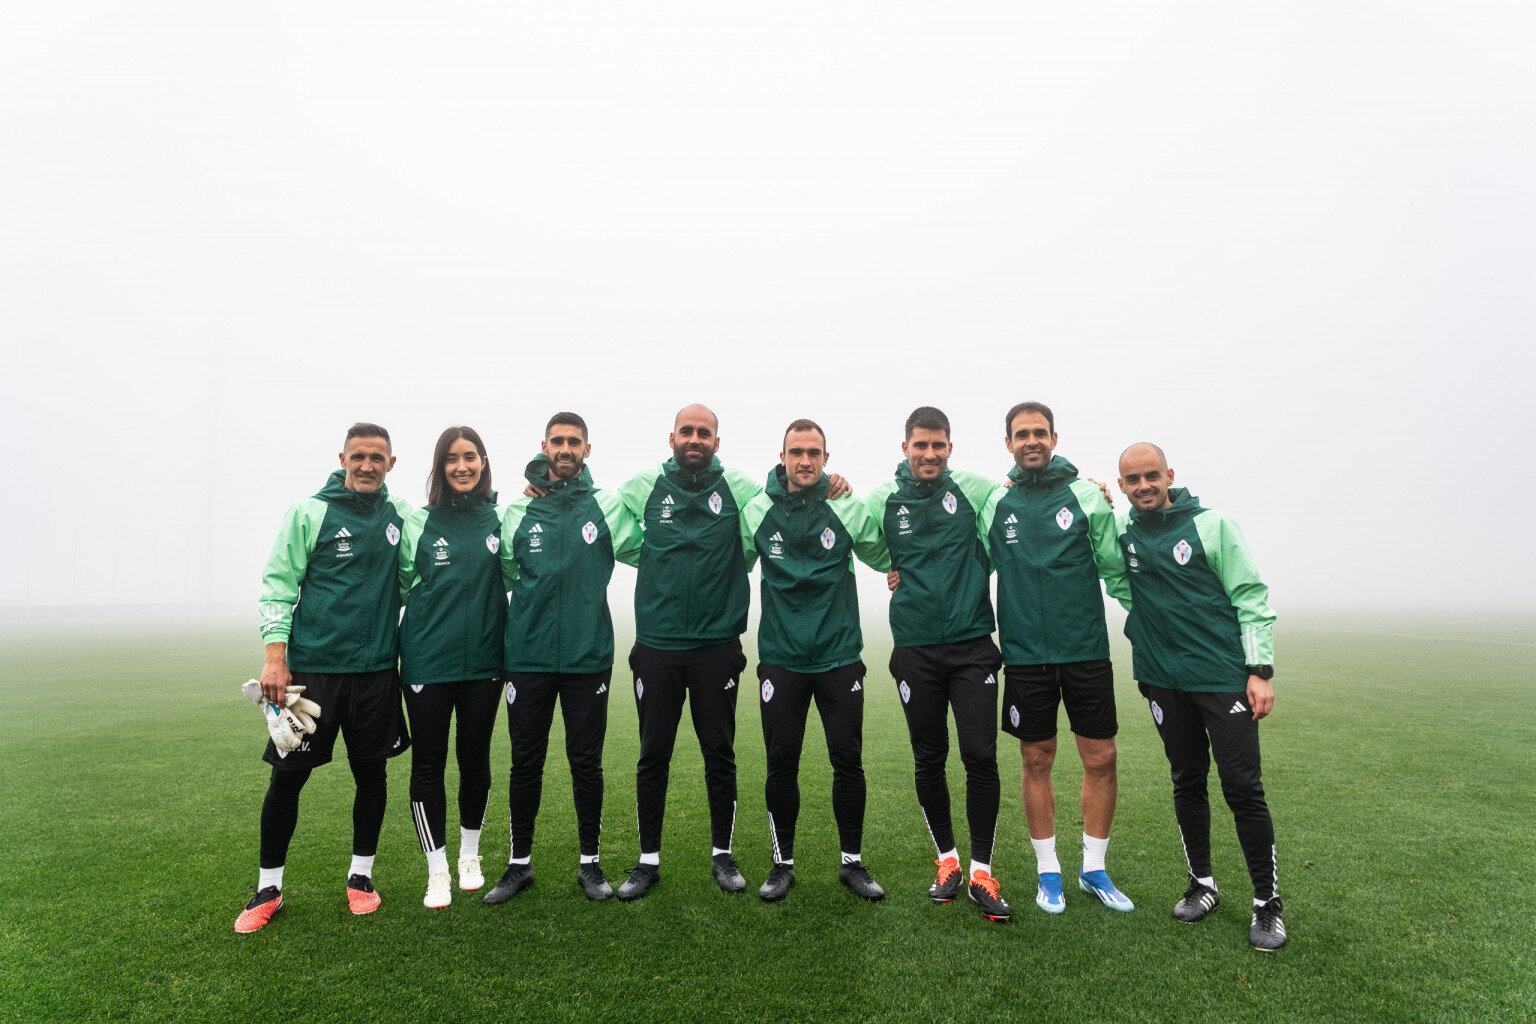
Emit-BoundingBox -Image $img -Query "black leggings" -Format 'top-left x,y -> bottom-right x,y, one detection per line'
258,759 -> 387,869
401,678 -> 502,854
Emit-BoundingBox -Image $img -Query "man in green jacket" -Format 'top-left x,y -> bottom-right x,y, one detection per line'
740,419 -> 891,903
980,402 -> 1134,917
236,422 -> 415,934
1116,442 -> 1285,951
483,413 -> 642,904
866,406 -> 1011,922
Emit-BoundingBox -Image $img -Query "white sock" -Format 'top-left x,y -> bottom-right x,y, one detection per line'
1254,896 -> 1274,908
970,860 -> 991,878
509,855 -> 531,866
349,855 -> 374,879
841,851 -> 861,865
1082,833 -> 1109,873
460,828 -> 481,859
778,858 -> 795,866
258,866 -> 284,891
639,851 -> 660,866
938,847 -> 959,865
580,853 -> 599,865
1031,836 -> 1061,875
712,846 -> 731,858
1198,875 -> 1216,890
425,848 -> 449,875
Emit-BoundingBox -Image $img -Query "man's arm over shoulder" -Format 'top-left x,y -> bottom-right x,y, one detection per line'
1071,479 -> 1131,607
739,492 -> 771,572
1194,510 -> 1275,665
618,464 -> 665,523
951,468 -> 1003,514
398,505 -> 429,602
596,489 -> 644,568
498,499 -> 532,586
830,493 -> 890,572
723,465 -> 765,510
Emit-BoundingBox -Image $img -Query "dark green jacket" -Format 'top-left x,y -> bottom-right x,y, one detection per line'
1116,488 -> 1276,692
619,457 -> 761,650
980,456 -> 1130,666
398,491 -> 507,685
258,470 -> 413,673
501,458 -> 642,674
864,462 -> 999,648
741,468 -> 890,673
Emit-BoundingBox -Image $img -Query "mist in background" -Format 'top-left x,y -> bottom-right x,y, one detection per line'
3,2 -> 1532,629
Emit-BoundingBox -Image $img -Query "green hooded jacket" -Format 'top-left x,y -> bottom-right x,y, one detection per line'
501,457 -> 643,674
1116,487 -> 1276,692
979,456 -> 1130,666
741,468 -> 891,673
398,491 -> 508,685
258,469 -> 414,673
619,457 -> 762,650
864,462 -> 1000,648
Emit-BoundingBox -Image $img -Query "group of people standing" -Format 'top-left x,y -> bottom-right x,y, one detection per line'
236,401 -> 1286,952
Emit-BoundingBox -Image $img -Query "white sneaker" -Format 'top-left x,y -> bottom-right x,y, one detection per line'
458,855 -> 484,892
424,871 -> 452,909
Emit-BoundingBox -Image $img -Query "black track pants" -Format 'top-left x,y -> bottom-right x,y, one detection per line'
757,662 -> 867,863
631,640 -> 747,854
1142,684 -> 1279,900
505,670 -> 611,859
401,677 -> 502,855
890,636 -> 1002,865
258,758 -> 389,867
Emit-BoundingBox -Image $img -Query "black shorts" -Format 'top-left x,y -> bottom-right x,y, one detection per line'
1001,659 -> 1116,743
262,668 -> 412,769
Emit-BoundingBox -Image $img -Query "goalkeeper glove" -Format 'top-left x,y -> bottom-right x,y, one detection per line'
241,679 -> 322,751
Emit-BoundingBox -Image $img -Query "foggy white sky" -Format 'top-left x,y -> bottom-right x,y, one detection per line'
3,1 -> 1533,617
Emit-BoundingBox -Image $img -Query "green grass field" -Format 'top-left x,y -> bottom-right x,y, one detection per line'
2,613 -> 1533,1023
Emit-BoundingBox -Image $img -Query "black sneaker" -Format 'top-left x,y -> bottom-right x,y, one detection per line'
929,856 -> 963,902
968,870 -> 1011,922
1173,876 -> 1220,923
577,862 -> 613,901
1250,897 -> 1287,951
711,853 -> 747,893
838,861 -> 886,902
616,863 -> 660,901
759,863 -> 795,902
482,864 -> 534,905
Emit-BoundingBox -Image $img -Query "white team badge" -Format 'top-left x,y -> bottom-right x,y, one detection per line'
385,523 -> 400,546
899,680 -> 911,704
1056,507 -> 1074,531
1150,700 -> 1163,725
582,521 -> 598,544
708,491 -> 723,515
411,684 -> 424,693
820,526 -> 835,550
505,681 -> 517,704
1009,705 -> 1020,728
635,678 -> 644,700
942,492 -> 957,515
434,537 -> 449,561
1173,539 -> 1193,565
761,679 -> 775,702
486,534 -> 500,554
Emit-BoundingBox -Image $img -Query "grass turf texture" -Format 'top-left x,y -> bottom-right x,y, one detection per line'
2,614 -> 1533,1023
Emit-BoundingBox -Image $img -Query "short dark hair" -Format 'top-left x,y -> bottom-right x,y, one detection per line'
345,422 -> 391,452
904,406 -> 950,440
783,418 -> 827,449
426,425 -> 493,508
545,412 -> 588,441
1005,401 -> 1055,436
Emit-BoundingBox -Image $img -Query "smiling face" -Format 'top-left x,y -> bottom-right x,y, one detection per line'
670,404 -> 720,471
340,434 -> 395,493
902,427 -> 951,481
1118,443 -> 1174,512
781,427 -> 828,491
442,436 -> 484,494
1006,410 -> 1058,472
542,422 -> 590,480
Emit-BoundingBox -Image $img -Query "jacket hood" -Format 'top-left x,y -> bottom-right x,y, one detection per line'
316,469 -> 391,508
1007,455 -> 1078,488
1129,486 -> 1202,523
664,455 -> 724,492
766,465 -> 829,505
524,454 -> 593,492
893,460 -> 950,499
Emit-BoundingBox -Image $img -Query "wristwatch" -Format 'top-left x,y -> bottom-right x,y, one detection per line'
1246,664 -> 1274,680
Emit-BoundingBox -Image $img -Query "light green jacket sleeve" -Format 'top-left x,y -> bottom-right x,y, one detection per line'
618,465 -> 665,526
724,465 -> 764,510
1194,510 -> 1276,665
739,493 -> 771,572
1069,480 -> 1131,608
952,469 -> 1003,552
975,486 -> 1002,572
597,489 -> 644,568
828,492 -> 891,572
863,481 -> 896,531
499,500 -> 531,587
258,497 -> 326,644
398,505 -> 429,603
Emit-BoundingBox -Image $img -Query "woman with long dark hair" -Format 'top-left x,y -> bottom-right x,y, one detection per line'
397,426 -> 507,908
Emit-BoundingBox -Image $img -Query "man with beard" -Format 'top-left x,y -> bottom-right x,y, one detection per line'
482,413 -> 642,903
612,404 -> 849,900
1116,442 -> 1284,951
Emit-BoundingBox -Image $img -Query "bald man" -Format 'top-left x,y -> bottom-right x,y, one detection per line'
612,404 -> 851,900
1115,443 -> 1285,951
